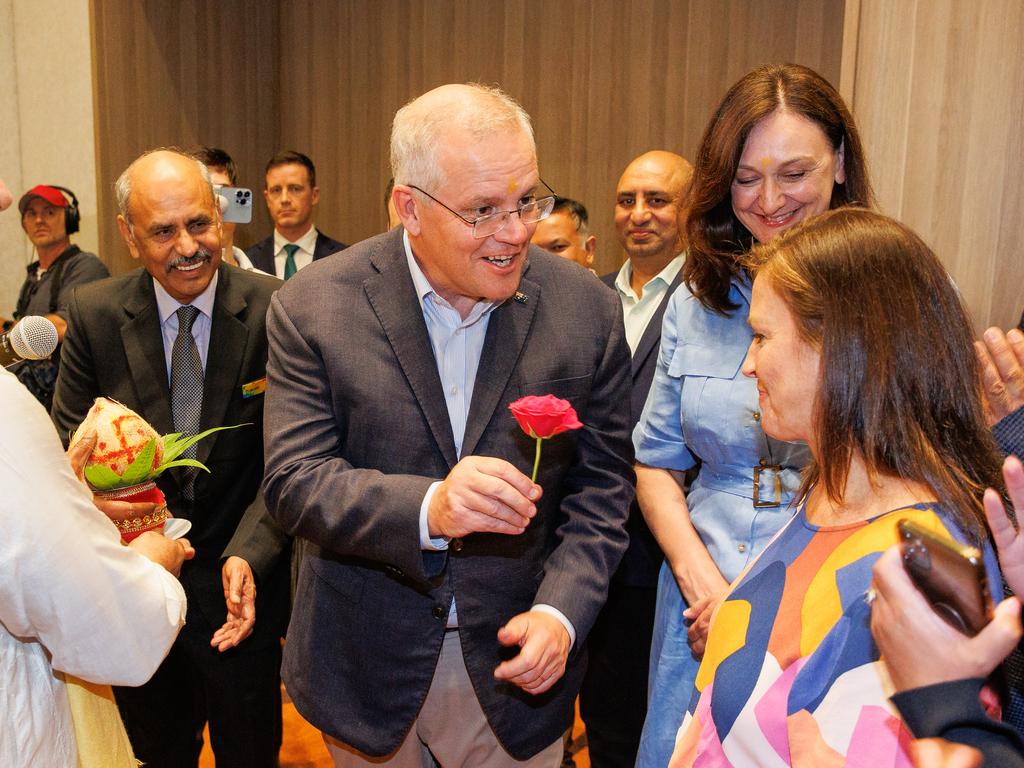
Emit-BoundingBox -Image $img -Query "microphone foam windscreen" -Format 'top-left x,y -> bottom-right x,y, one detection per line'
12,316 -> 59,360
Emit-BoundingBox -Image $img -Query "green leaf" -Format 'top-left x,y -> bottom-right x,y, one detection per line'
84,463 -> 124,490
152,458 -> 211,476
159,423 -> 249,465
120,438 -> 157,485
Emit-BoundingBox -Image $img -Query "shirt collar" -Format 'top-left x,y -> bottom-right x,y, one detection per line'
153,269 -> 218,324
614,253 -> 684,300
402,230 -> 497,322
274,226 -> 319,255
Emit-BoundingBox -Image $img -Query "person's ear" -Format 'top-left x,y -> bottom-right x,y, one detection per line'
117,215 -> 141,261
393,185 -> 422,236
584,235 -> 597,266
311,186 -> 320,206
834,139 -> 847,185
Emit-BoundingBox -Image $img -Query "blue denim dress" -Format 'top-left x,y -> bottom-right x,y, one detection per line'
632,275 -> 810,767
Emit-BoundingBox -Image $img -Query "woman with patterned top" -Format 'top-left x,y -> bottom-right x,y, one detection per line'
669,208 -> 1004,767
633,63 -> 875,767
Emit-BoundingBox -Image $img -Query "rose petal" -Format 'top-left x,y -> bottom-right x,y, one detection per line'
508,394 -> 583,439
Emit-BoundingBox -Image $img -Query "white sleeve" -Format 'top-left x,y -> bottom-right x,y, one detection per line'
0,371 -> 186,687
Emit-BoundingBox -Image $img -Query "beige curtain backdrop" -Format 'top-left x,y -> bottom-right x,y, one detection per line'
86,0 -> 1022,330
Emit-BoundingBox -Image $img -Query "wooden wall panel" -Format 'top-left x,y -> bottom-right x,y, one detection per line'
90,0 -> 280,274
91,0 -> 843,276
849,0 -> 1024,331
273,0 -> 844,275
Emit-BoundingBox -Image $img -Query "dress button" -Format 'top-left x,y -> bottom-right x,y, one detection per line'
738,543 -> 747,553
753,411 -> 761,422
432,604 -> 446,619
450,537 -> 463,552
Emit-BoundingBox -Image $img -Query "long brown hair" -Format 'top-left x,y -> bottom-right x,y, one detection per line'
684,63 -> 875,316
748,208 -> 1000,541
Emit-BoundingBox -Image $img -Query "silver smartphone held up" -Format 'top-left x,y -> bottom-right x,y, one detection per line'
216,186 -> 253,224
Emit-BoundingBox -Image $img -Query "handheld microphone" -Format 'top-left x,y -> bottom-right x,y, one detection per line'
1,316 -> 59,368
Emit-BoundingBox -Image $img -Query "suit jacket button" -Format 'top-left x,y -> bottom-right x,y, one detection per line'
450,537 -> 463,552
432,604 -> 446,619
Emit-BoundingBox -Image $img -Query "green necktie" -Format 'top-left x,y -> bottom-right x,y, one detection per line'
283,243 -> 300,280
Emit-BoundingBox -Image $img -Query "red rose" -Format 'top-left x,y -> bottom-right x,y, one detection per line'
509,395 -> 583,439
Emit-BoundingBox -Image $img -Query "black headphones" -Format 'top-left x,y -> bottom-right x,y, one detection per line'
49,185 -> 80,235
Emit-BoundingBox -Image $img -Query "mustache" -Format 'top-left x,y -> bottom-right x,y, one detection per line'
168,248 -> 214,270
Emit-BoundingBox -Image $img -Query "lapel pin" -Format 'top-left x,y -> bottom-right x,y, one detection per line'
513,291 -> 529,304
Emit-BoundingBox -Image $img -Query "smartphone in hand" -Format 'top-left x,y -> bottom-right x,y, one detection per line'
898,518 -> 993,636
216,186 -> 253,224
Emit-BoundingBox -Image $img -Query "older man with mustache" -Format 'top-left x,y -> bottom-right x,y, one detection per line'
52,149 -> 291,768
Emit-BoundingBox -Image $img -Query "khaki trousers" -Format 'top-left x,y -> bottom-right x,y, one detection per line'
325,630 -> 562,768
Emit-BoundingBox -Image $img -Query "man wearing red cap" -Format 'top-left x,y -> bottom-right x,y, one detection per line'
3,184 -> 108,409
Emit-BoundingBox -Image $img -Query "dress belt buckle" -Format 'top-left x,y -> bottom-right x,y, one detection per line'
753,462 -> 783,508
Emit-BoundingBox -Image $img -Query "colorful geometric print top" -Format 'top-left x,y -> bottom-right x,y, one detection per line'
669,502 -> 1001,768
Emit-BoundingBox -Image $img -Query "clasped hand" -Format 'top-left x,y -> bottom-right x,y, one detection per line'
428,456 -> 542,539
494,610 -> 571,696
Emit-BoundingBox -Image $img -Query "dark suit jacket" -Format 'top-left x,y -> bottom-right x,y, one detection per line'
52,264 -> 291,652
262,227 -> 635,759
244,229 -> 346,276
600,268 -> 682,588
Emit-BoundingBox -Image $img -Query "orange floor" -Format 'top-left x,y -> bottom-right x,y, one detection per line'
198,691 -> 590,767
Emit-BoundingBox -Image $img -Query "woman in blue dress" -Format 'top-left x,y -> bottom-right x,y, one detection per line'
633,63 -> 875,767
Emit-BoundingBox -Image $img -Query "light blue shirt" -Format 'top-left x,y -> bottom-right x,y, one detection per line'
404,232 -> 575,643
152,271 -> 218,384
633,273 -> 809,581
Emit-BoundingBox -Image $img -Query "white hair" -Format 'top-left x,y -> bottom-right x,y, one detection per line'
390,83 -> 535,192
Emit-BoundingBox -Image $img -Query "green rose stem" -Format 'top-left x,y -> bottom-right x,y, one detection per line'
531,436 -> 543,482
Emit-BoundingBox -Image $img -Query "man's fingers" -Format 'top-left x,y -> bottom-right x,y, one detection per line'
470,470 -> 538,522
226,569 -> 244,604
984,487 -> 1018,554
983,328 -> 1024,401
472,456 -> 542,503
871,546 -> 929,610
66,431 -> 97,479
465,487 -> 532,529
981,597 -> 1023,662
178,539 -> 195,561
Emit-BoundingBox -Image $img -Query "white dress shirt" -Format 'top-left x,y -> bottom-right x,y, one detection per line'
272,226 -> 319,279
613,254 -> 684,354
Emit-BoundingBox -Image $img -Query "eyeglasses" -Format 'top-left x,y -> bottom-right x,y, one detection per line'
408,180 -> 557,239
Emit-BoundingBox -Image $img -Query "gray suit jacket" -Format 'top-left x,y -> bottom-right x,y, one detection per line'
52,264 -> 292,651
262,227 -> 634,759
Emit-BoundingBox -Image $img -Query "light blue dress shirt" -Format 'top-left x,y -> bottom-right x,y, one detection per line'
403,233 -> 575,643
152,271 -> 218,383
632,273 -> 810,768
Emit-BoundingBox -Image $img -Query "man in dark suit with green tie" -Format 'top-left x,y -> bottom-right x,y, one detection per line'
245,150 -> 346,278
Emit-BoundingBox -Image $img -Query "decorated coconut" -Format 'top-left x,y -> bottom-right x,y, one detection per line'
71,398 -> 239,541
